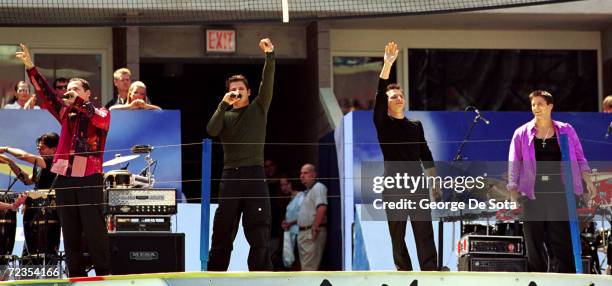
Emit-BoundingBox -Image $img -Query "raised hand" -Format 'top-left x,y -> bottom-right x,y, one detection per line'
0,154 -> 10,164
12,193 -> 27,210
384,42 -> 399,64
16,43 -> 34,69
62,90 -> 78,106
222,91 -> 240,106
259,38 -> 274,53
130,99 -> 146,109
24,94 -> 37,109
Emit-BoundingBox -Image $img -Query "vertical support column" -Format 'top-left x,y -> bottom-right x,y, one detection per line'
126,26 -> 140,80
341,113 -> 354,270
111,26 -> 140,105
306,21 -> 333,138
601,27 -> 612,110
200,138 -> 212,271
559,134 -> 583,273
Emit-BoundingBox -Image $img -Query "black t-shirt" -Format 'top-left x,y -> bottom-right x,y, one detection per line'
534,134 -> 561,171
534,134 -> 563,194
374,78 -> 435,175
35,157 -> 55,189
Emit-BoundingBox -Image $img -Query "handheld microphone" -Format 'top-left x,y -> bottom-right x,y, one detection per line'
61,91 -> 77,100
229,91 -> 242,99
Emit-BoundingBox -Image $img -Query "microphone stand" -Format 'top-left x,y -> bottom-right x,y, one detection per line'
453,106 -> 483,162
45,174 -> 59,197
3,169 -> 21,199
4,178 -> 19,196
44,173 -> 59,263
438,106 -> 487,270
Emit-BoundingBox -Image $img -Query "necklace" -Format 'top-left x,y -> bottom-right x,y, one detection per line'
541,127 -> 551,148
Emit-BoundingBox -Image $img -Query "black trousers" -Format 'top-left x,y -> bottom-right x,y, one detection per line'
208,166 -> 272,271
522,178 -> 576,273
384,192 -> 438,271
55,174 -> 110,277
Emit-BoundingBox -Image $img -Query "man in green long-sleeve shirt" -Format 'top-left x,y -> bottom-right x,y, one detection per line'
206,38 -> 275,271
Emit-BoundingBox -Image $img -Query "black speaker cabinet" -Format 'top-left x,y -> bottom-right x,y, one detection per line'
459,255 -> 527,272
109,233 -> 185,274
582,256 -> 592,274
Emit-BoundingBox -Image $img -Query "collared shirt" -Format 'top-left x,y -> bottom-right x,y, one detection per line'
27,67 -> 110,177
297,181 -> 328,227
507,119 -> 590,200
3,101 -> 40,109
286,192 -> 305,235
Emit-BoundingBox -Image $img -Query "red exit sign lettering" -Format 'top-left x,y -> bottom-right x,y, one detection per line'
206,29 -> 236,53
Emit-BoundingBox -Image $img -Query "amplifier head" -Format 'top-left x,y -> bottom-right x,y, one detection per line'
458,235 -> 524,257
105,188 -> 177,215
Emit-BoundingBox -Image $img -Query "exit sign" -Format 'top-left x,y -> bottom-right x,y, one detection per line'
206,29 -> 236,53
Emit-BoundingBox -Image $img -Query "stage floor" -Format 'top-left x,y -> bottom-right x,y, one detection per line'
1,271 -> 611,286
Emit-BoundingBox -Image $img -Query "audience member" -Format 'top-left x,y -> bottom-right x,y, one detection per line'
297,163 -> 328,271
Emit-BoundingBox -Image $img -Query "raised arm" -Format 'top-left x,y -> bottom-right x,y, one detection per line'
252,38 -> 276,113
0,154 -> 34,185
17,44 -> 64,122
374,42 -> 398,127
0,146 -> 46,168
380,42 -> 397,80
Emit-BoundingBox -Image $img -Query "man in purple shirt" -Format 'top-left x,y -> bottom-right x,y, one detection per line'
507,90 -> 595,273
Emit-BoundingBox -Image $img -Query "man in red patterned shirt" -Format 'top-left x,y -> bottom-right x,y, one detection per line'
17,44 -> 111,277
